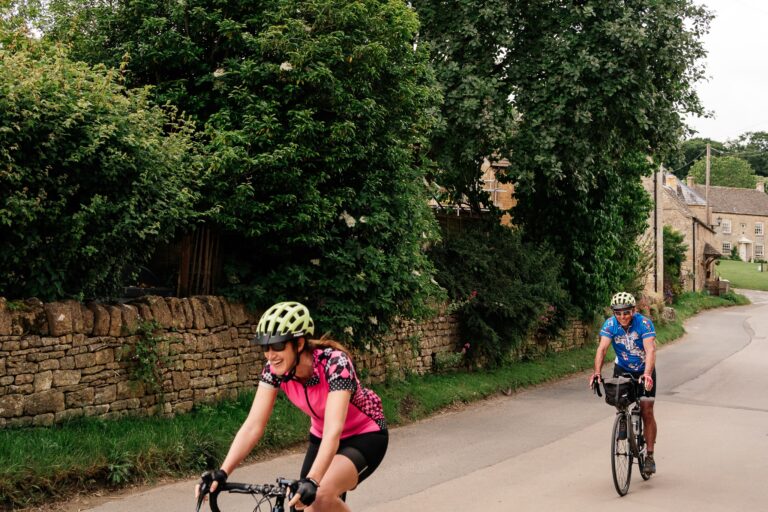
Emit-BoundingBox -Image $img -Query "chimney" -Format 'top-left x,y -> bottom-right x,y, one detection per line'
687,175 -> 695,187
665,174 -> 678,188
758,181 -> 765,193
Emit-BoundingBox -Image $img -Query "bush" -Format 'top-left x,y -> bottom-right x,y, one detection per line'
663,225 -> 688,302
0,39 -> 202,300
429,221 -> 569,366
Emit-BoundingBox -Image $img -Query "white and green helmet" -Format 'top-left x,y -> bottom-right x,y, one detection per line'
255,301 -> 315,345
610,292 -> 636,310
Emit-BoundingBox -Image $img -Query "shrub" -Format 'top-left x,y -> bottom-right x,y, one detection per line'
0,39 -> 202,300
663,225 -> 688,301
429,221 -> 569,366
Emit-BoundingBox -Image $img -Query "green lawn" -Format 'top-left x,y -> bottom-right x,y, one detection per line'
716,259 -> 768,291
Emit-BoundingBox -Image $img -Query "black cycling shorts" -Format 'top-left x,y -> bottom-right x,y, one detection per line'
300,430 -> 388,487
613,365 -> 657,399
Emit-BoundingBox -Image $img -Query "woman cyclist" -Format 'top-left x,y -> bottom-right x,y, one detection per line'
197,301 -> 388,511
589,291 -> 658,474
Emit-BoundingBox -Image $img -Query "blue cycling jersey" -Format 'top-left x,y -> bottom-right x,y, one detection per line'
599,313 -> 656,372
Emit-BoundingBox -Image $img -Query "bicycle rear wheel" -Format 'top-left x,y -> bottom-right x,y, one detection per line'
636,415 -> 651,481
611,412 -> 632,496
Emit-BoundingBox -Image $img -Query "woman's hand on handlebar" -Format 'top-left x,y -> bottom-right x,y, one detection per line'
196,469 -> 228,502
287,478 -> 319,510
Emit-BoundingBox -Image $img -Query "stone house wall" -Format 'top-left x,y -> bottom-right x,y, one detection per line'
0,297 -> 594,428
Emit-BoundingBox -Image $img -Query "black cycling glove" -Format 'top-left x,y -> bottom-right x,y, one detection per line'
293,477 -> 319,507
200,468 -> 228,494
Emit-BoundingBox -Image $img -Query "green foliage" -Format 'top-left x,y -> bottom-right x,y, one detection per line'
121,321 -> 171,396
0,39 -> 202,301
43,0 -> 443,342
662,225 -> 688,301
429,222 -> 568,366
669,138 -> 727,179
412,0 -> 516,214
500,1 -> 709,315
731,131 -> 768,177
689,155 -> 757,188
730,246 -> 741,261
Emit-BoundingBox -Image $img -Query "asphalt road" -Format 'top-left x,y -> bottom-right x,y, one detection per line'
83,289 -> 768,512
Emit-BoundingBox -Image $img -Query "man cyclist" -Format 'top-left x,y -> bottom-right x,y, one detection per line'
589,291 -> 658,474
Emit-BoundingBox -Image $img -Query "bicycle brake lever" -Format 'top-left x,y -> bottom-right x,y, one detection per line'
592,378 -> 602,397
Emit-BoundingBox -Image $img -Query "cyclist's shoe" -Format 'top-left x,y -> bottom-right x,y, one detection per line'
617,417 -> 627,440
643,453 -> 656,474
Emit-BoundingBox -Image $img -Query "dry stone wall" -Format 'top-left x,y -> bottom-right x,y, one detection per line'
0,297 -> 594,428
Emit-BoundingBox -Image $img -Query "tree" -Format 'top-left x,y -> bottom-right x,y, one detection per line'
689,156 -> 757,188
731,131 -> 768,177
42,0 -> 444,342
411,0 -> 517,214
0,38 -> 202,300
501,1 -> 711,314
668,137 -> 727,179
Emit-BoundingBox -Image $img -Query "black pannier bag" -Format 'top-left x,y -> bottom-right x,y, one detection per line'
603,377 -> 635,407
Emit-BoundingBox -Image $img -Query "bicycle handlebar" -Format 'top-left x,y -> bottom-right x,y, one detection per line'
591,375 -> 603,397
197,477 -> 298,512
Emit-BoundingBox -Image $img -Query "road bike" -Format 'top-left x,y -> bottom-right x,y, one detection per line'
196,474 -> 298,512
592,373 -> 652,496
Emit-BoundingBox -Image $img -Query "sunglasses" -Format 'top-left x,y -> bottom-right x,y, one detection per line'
264,341 -> 290,352
614,310 -> 633,317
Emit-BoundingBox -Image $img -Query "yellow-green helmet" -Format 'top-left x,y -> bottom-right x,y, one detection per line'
610,292 -> 636,310
255,301 -> 315,345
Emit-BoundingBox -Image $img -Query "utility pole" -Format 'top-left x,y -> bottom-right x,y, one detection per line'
705,142 -> 711,226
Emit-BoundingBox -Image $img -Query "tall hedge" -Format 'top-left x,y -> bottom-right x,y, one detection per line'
0,40 -> 202,300
44,0 -> 444,341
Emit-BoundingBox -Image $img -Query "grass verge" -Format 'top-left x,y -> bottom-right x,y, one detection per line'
0,291 -> 749,509
716,259 -> 768,291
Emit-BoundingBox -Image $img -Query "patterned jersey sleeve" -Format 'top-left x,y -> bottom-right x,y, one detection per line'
599,317 -> 615,338
640,316 -> 656,339
259,362 -> 282,388
323,349 -> 358,393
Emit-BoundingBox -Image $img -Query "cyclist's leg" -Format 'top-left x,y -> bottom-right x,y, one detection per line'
639,368 -> 657,453
307,431 -> 388,511
309,455 -> 357,512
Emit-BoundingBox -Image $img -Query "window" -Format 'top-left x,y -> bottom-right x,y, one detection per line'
722,241 -> 732,253
757,245 -> 765,258
741,223 -> 747,234
721,219 -> 731,234
756,222 -> 764,236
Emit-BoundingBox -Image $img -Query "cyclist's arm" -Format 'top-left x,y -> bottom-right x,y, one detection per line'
219,384 -> 279,477
593,335 -> 613,378
305,390 -> 351,483
642,337 -> 657,379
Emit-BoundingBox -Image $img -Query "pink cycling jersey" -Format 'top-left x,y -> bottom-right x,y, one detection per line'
260,347 -> 387,438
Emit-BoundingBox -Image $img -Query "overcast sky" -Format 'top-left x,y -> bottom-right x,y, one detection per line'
685,0 -> 768,142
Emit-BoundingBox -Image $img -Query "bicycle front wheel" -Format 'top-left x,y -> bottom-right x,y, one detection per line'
611,412 -> 632,496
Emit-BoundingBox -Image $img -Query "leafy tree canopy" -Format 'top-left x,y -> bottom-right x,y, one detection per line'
411,0 -> 517,215
689,155 -> 758,188
40,0 -> 444,342
501,0 -> 710,314
0,37 -> 203,300
730,131 -> 768,177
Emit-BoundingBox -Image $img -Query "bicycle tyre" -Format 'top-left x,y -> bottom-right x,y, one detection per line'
637,415 -> 651,481
611,412 -> 632,496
